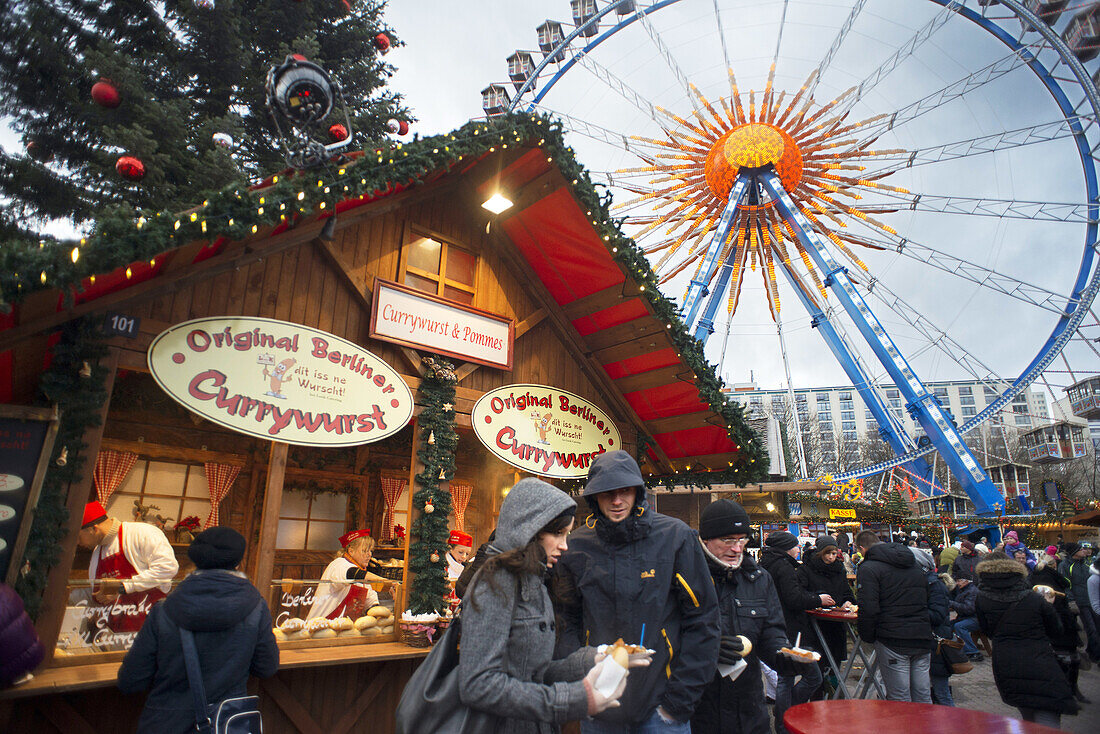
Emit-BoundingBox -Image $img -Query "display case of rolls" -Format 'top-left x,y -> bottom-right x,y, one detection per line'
269,577 -> 402,648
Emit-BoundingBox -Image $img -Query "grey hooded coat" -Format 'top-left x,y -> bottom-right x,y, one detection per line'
458,478 -> 597,733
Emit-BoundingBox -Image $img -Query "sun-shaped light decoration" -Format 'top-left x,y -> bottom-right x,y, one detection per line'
615,70 -> 911,319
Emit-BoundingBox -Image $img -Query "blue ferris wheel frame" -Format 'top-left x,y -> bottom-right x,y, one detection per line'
510,0 -> 1100,496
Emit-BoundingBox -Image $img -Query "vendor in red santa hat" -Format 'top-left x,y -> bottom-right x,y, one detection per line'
445,529 -> 474,582
306,529 -> 392,620
77,501 -> 179,637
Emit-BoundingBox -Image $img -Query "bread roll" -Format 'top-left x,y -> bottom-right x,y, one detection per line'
737,635 -> 752,657
354,615 -> 377,631
363,627 -> 383,637
380,623 -> 395,634
330,617 -> 354,632
611,645 -> 630,669
367,605 -> 391,619
311,628 -> 337,639
273,628 -> 288,642
279,618 -> 306,632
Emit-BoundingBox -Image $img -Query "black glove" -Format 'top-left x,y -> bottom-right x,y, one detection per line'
772,652 -> 817,676
718,635 -> 745,665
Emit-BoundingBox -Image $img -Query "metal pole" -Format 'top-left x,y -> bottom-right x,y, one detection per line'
778,313 -> 809,479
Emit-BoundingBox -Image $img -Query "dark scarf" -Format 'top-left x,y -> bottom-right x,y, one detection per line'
807,552 -> 845,577
586,498 -> 652,546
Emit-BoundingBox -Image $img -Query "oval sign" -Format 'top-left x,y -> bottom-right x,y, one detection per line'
472,384 -> 620,479
0,505 -> 14,522
0,474 -> 24,492
149,316 -> 414,446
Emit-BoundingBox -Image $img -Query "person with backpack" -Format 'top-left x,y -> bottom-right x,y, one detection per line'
117,527 -> 279,733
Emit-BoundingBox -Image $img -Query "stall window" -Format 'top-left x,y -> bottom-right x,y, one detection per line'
404,232 -> 478,305
277,489 -> 348,550
105,460 -> 211,530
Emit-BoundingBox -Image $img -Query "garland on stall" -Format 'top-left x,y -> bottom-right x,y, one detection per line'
15,318 -> 109,617
788,490 -> 910,524
0,112 -> 768,491
407,356 -> 459,615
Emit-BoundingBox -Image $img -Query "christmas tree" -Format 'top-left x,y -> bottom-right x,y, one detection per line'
0,0 -> 411,237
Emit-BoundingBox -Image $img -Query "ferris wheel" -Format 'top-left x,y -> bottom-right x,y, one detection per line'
480,0 -> 1100,515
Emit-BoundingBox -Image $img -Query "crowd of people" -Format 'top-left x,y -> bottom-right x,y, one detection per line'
448,450 -> 1100,733
4,449 -> 1097,734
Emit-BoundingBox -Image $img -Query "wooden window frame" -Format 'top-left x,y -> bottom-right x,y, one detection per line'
276,488 -> 348,551
399,224 -> 479,305
108,459 -> 208,530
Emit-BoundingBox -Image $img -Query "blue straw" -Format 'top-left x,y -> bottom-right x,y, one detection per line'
639,623 -> 646,646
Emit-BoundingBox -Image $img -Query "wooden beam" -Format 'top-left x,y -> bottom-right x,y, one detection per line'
613,365 -> 694,394
583,315 -> 665,352
591,330 -> 675,366
254,442 -> 288,607
645,410 -> 723,435
562,283 -> 637,321
35,349 -> 119,663
261,675 -> 324,734
499,168 -> 569,218
398,347 -> 423,375
686,452 -> 741,469
330,662 -> 393,734
33,698 -> 96,734
100,438 -> 248,466
311,236 -> 374,310
656,481 -> 826,494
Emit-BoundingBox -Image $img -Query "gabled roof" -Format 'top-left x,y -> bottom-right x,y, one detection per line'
0,114 -> 767,484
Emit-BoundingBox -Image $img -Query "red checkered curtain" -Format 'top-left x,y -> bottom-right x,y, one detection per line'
449,481 -> 473,531
203,462 -> 241,528
93,450 -> 139,507
380,476 -> 407,542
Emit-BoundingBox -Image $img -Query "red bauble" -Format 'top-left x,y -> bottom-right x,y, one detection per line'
397,120 -> 409,136
91,80 -> 120,108
116,155 -> 145,181
337,0 -> 351,15
26,140 -> 52,162
291,53 -> 307,62
328,123 -> 349,142
373,33 -> 391,54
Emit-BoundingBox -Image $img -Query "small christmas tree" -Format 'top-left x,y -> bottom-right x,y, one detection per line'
0,0 -> 411,234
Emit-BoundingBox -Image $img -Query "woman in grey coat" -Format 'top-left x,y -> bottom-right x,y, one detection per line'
459,478 -> 633,733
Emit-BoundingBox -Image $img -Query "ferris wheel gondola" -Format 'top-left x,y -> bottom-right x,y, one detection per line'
482,1 -> 1100,516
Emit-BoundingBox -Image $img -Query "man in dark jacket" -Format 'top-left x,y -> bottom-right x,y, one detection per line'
553,451 -> 719,733
118,528 -> 279,733
951,541 -> 980,581
950,577 -> 982,660
691,500 -> 807,734
1060,542 -> 1100,662
854,530 -> 933,703
759,530 -> 832,733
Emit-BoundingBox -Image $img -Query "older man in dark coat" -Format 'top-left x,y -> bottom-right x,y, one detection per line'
691,501 -> 808,734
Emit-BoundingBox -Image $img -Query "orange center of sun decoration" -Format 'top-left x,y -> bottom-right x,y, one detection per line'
704,123 -> 803,202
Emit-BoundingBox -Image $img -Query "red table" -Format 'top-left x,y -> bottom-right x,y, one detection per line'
784,701 -> 1063,734
806,608 -> 884,700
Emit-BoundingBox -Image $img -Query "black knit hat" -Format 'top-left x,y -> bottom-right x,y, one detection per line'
188,527 -> 246,570
699,499 -> 751,540
765,530 -> 799,551
815,534 -> 839,553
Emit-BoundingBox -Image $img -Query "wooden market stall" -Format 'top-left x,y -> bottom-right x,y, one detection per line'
0,120 -> 764,733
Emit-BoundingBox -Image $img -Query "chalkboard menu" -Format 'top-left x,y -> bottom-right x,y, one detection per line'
0,406 -> 59,585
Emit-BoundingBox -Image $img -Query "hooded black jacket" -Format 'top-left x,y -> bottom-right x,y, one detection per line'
691,547 -> 787,734
800,551 -> 856,663
855,542 -> 932,652
552,495 -> 719,725
1029,559 -> 1082,653
758,546 -> 820,649
117,570 -> 279,733
976,557 -> 1078,715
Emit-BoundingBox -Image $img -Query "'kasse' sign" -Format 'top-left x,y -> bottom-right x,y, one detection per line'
148,317 -> 414,446
472,385 -> 621,479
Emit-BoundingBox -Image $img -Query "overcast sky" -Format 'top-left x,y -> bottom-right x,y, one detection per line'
385,1 -> 1099,406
